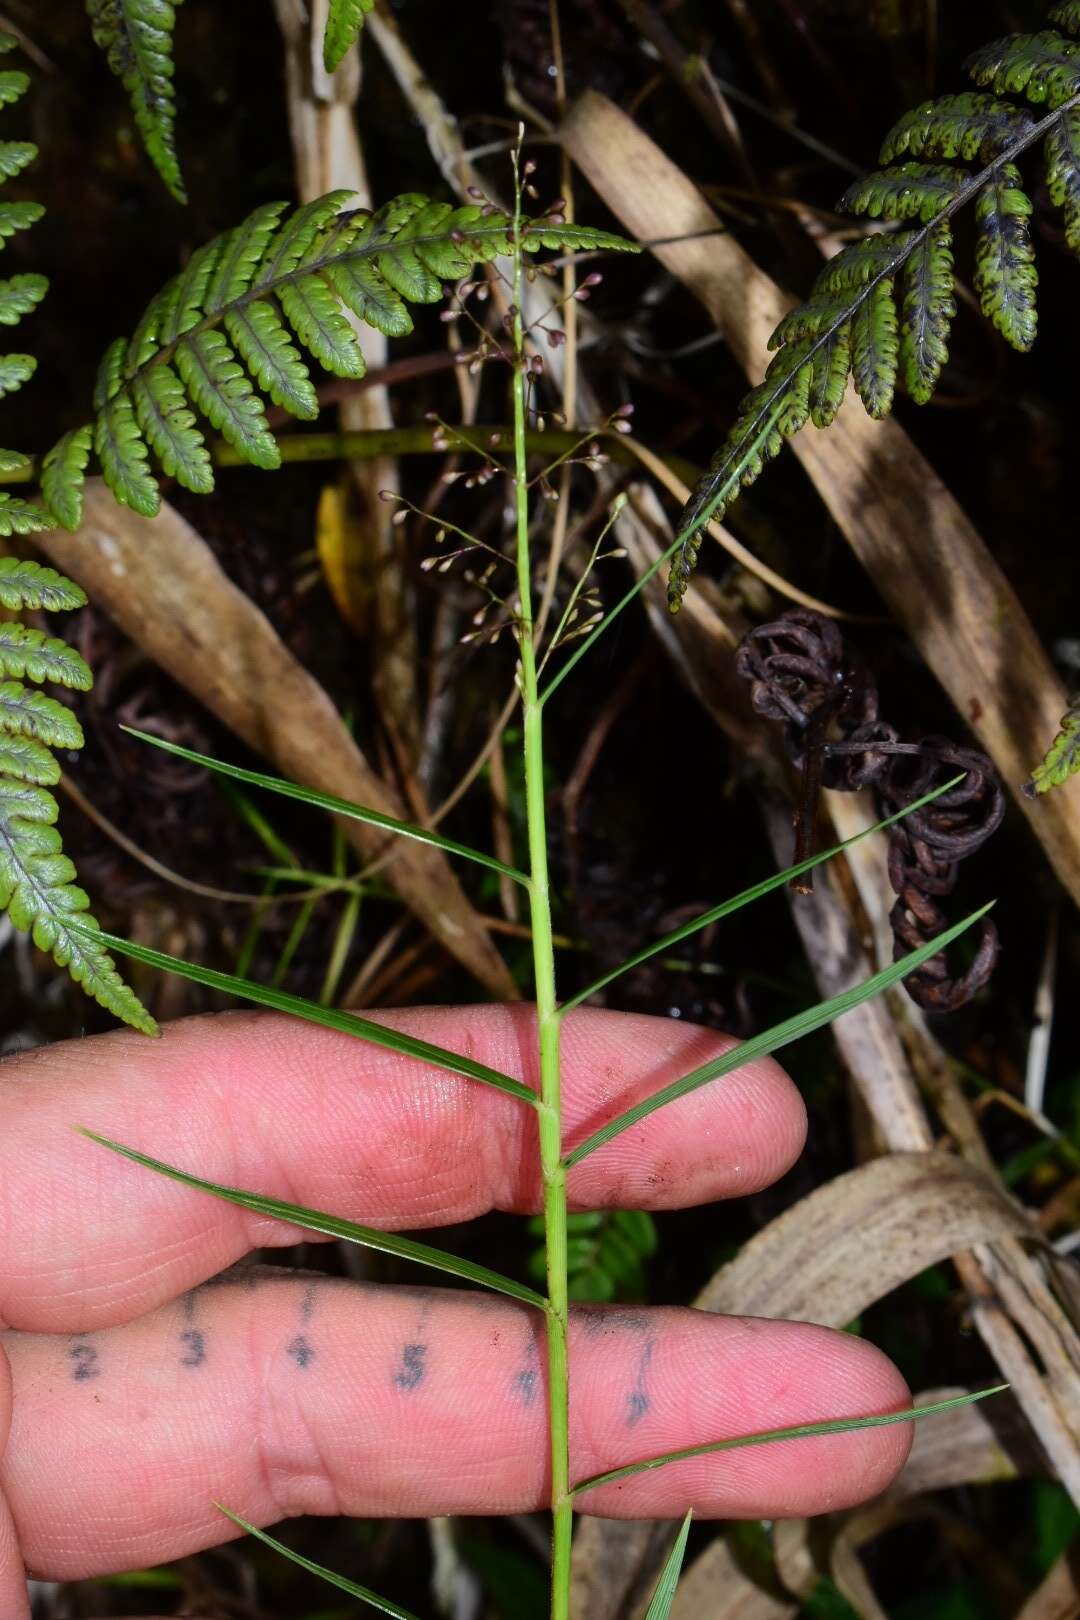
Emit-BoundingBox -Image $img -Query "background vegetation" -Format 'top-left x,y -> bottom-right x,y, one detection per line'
3,0 -> 1079,1616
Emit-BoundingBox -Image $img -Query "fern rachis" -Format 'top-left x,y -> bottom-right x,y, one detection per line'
669,3 -> 1080,609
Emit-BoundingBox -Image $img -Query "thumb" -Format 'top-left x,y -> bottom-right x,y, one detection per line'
0,1345 -> 29,1620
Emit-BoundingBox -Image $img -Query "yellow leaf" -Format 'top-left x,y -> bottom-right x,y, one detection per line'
315,479 -> 370,635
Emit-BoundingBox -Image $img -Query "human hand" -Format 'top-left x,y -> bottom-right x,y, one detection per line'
0,1004 -> 911,1614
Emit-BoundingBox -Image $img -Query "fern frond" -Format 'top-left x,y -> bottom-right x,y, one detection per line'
44,194 -> 636,528
840,162 -> 967,222
974,162 -> 1038,350
0,449 -> 28,473
0,39 -> 153,1035
880,93 -> 1034,162
324,0 -> 375,73
900,222 -> 956,403
86,0 -> 186,203
966,31 -> 1080,111
670,13 -> 1080,608
1024,697 -> 1080,795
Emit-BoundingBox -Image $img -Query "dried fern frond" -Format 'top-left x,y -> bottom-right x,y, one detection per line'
44,194 -> 636,529
670,2 -> 1080,610
86,0 -> 186,203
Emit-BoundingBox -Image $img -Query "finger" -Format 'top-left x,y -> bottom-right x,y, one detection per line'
2,1277 -> 910,1579
0,1005 -> 804,1332
0,1348 -> 29,1620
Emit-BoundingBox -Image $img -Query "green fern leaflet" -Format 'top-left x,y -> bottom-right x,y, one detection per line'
669,3 -> 1080,610
1024,698 -> 1080,796
86,0 -> 186,203
44,194 -> 636,529
324,0 -> 375,73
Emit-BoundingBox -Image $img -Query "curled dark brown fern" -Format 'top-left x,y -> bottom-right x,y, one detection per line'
669,2 -> 1080,611
735,610 -> 1003,1013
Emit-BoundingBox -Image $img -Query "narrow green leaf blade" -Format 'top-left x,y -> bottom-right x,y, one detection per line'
78,1128 -> 546,1307
121,725 -> 531,885
571,1386 -> 1009,1496
563,905 -> 994,1167
216,1506 -> 420,1620
561,774 -> 965,1013
74,923 -> 538,1104
643,1511 -> 693,1620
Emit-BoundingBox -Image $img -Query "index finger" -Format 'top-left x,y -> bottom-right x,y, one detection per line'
0,1003 -> 805,1332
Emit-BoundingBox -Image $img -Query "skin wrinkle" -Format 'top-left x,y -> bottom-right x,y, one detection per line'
252,1289 -> 345,1522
